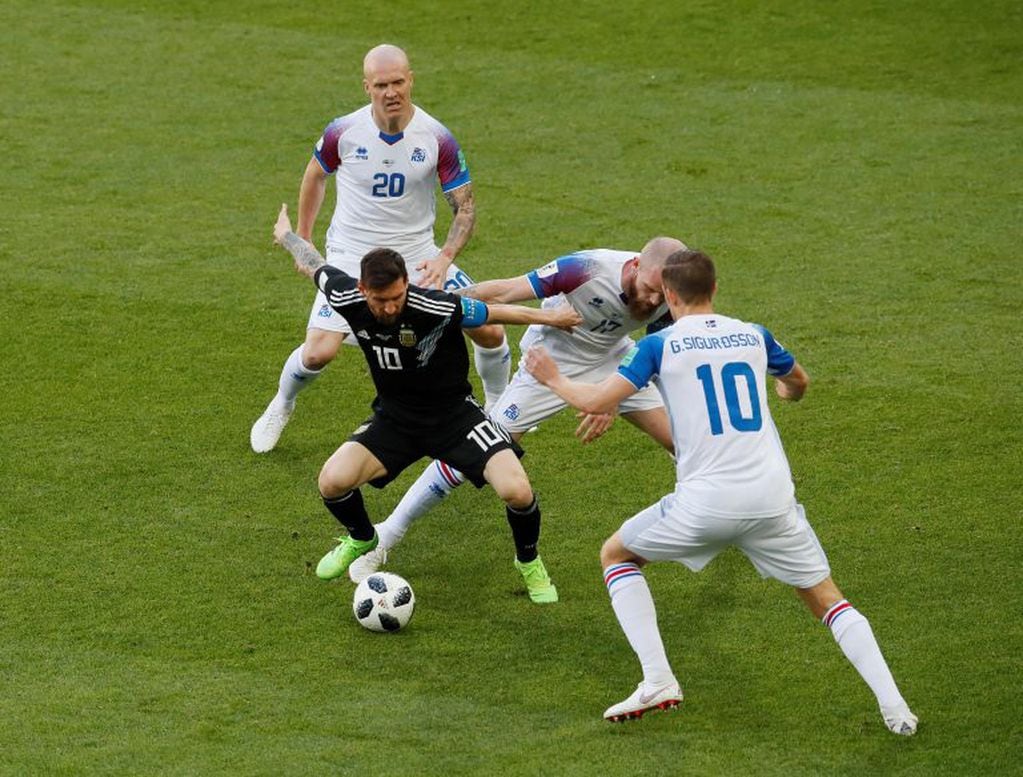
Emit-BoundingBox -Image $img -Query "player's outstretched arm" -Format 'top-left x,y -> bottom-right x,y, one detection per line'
483,301 -> 581,330
457,275 -> 535,304
272,203 -> 326,279
524,345 -> 636,416
775,362 -> 809,401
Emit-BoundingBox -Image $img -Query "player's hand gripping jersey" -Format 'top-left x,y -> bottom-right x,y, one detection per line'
618,314 -> 799,519
520,250 -> 671,368
314,105 -> 470,259
313,266 -> 488,421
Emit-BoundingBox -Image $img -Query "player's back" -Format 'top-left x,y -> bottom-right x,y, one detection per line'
648,313 -> 796,519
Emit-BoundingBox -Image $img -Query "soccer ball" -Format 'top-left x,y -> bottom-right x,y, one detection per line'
352,572 -> 415,632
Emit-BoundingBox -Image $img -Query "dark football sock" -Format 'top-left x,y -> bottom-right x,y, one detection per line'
506,496 -> 540,563
322,489 -> 375,541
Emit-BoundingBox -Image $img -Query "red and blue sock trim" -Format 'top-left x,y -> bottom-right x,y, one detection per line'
434,460 -> 464,489
822,599 -> 853,627
604,563 -> 643,592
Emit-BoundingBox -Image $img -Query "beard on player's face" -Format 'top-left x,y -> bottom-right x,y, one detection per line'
623,277 -> 656,318
370,302 -> 404,326
625,266 -> 666,319
627,297 -> 653,319
363,280 -> 408,325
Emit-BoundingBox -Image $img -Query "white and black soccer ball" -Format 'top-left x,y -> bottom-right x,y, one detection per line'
352,572 -> 415,633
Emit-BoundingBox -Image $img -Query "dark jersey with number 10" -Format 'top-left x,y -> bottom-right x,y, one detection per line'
313,265 -> 489,423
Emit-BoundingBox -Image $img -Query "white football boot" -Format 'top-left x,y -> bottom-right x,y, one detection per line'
881,703 -> 919,736
603,681 -> 683,722
348,545 -> 388,583
250,397 -> 294,453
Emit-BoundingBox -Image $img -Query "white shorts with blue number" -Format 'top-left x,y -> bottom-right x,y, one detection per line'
307,243 -> 476,338
491,337 -> 663,434
619,495 -> 831,589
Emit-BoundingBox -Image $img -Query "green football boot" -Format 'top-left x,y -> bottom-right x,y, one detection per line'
316,534 -> 379,580
514,556 -> 559,604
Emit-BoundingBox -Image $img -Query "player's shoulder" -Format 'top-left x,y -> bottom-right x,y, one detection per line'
719,316 -> 797,374
527,251 -> 598,296
575,249 -> 637,282
327,104 -> 370,128
683,312 -> 751,332
316,266 -> 361,300
712,312 -> 751,329
687,313 -> 781,350
409,104 -> 443,129
585,249 -> 637,265
408,105 -> 459,140
744,319 -> 785,351
542,248 -> 630,274
406,285 -> 460,316
320,105 -> 371,142
723,314 -> 774,340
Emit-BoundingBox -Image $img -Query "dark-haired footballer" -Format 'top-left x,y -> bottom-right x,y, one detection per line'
271,204 -> 581,603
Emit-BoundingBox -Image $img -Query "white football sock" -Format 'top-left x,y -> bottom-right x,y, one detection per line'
604,564 -> 675,688
823,600 -> 906,710
277,344 -> 323,404
375,460 -> 466,549
472,336 -> 511,409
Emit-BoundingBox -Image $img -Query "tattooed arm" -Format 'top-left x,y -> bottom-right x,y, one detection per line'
415,182 -> 476,289
272,203 -> 325,279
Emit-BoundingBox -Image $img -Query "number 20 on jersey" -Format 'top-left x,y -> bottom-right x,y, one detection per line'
371,172 -> 406,197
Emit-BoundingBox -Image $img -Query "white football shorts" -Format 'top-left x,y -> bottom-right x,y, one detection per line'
491,353 -> 663,434
619,495 -> 831,589
307,244 -> 477,340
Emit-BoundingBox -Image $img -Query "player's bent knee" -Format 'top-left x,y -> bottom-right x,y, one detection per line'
600,534 -> 638,567
795,576 -> 845,619
317,463 -> 356,499
496,477 -> 533,509
467,324 -> 505,349
599,540 -> 616,568
506,486 -> 534,510
303,331 -> 344,369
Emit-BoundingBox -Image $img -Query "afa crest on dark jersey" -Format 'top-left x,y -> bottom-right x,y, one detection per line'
314,265 -> 473,421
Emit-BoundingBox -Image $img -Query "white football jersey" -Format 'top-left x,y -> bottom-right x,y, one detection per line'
618,313 -> 798,519
518,250 -> 670,368
313,104 -> 470,258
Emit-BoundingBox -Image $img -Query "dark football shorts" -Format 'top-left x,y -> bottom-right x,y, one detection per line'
349,396 -> 523,488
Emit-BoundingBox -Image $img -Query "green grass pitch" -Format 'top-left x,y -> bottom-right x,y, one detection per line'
2,1 -> 1021,774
